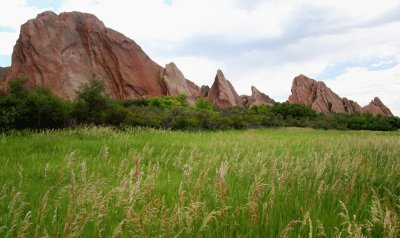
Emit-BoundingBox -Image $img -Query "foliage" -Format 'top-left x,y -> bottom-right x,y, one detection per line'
0,77 -> 399,131
0,78 -> 71,130
72,77 -> 109,124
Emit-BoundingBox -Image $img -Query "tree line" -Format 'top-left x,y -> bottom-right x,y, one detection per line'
1,78 -> 399,131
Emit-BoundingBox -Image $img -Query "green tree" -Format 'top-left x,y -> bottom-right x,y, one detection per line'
0,78 -> 71,130
194,98 -> 213,111
73,77 -> 109,124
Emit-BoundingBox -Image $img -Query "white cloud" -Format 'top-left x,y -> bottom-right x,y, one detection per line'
328,65 -> 400,116
230,61 -> 328,99
154,55 -> 226,87
0,1 -> 50,55
0,32 -> 19,55
0,1 -> 47,29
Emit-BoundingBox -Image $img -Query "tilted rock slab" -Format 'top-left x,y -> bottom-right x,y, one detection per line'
247,86 -> 275,107
288,74 -> 362,114
207,70 -> 243,108
161,62 -> 202,103
1,11 -> 166,99
362,97 -> 393,117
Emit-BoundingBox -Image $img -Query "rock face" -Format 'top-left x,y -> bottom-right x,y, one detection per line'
0,67 -> 10,82
161,62 -> 201,103
362,97 -> 393,117
288,74 -> 362,114
247,86 -> 275,107
0,11 -> 165,99
342,97 -> 362,114
240,95 -> 250,106
200,85 -> 210,97
0,11 -> 395,115
207,70 -> 243,108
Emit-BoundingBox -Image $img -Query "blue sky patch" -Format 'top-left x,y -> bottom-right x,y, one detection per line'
0,55 -> 11,67
0,26 -> 16,33
317,58 -> 399,80
26,0 -> 64,10
164,0 -> 173,6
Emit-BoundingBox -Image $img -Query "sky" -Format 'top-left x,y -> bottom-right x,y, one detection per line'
0,0 -> 399,116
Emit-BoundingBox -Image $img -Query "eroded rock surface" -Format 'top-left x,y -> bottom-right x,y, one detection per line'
161,62 -> 201,103
200,85 -> 210,97
288,74 -> 364,114
0,11 -> 164,99
248,86 -> 275,107
0,67 -> 10,82
207,70 -> 243,108
362,97 -> 393,117
342,97 -> 362,114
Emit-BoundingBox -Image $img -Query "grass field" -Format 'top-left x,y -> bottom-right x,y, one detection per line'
0,127 -> 399,237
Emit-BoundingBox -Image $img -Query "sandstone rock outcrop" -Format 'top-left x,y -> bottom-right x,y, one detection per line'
342,97 -> 362,114
0,11 -> 395,115
161,62 -> 201,103
200,85 -> 210,97
247,86 -> 275,107
0,67 -> 10,82
0,11 -> 165,99
288,74 -> 363,114
362,97 -> 393,117
207,70 -> 243,108
240,95 -> 250,106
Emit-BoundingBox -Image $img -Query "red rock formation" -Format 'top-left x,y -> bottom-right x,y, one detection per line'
240,95 -> 250,106
248,86 -> 275,107
342,97 -> 362,114
200,85 -> 210,97
161,62 -> 201,103
362,97 -> 393,117
207,70 -> 243,108
288,74 -> 365,114
0,11 -> 165,99
0,67 -> 9,97
0,67 -> 10,83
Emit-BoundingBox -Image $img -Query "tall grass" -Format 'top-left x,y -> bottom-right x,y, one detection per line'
0,127 -> 399,237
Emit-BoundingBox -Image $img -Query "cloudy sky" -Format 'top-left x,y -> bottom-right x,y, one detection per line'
1,0 -> 399,115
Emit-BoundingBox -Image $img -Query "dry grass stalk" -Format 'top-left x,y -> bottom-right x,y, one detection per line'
111,219 -> 125,238
316,220 -> 326,237
17,211 -> 31,238
280,220 -> 302,238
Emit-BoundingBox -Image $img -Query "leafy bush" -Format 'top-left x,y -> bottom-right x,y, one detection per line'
0,77 -> 399,131
0,78 -> 71,130
72,77 -> 109,124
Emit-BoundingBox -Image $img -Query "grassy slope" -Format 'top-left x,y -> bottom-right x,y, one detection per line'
0,128 -> 399,237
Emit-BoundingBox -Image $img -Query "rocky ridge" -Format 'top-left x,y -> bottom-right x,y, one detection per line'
362,97 -> 393,117
0,11 -> 395,116
288,74 -> 392,116
0,11 -> 165,99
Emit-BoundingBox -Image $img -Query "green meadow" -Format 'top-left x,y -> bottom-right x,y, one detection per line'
0,128 -> 399,237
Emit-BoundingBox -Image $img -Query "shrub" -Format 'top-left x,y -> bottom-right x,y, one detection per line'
0,79 -> 71,130
72,77 -> 109,124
